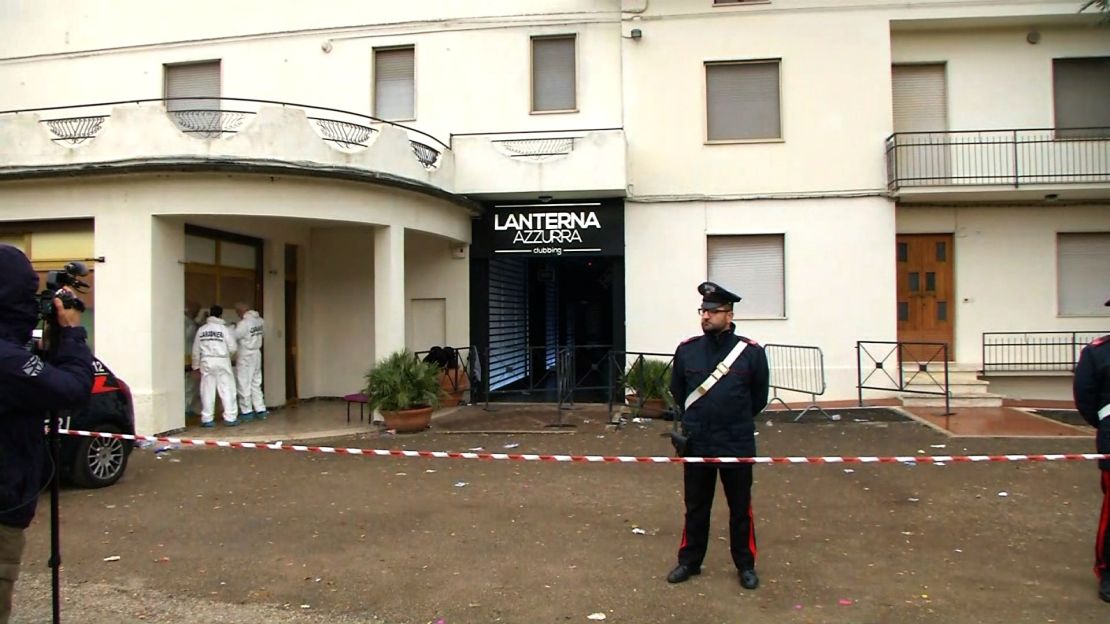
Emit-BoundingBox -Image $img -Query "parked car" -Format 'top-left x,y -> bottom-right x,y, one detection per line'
58,356 -> 136,488
32,329 -> 136,488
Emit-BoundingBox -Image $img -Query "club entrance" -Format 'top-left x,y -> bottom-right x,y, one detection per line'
470,200 -> 624,403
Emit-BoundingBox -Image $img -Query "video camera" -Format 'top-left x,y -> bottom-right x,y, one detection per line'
38,261 -> 90,323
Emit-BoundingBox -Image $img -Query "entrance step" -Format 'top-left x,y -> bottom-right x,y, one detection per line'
906,377 -> 992,394
900,362 -> 1000,407
901,393 -> 1004,408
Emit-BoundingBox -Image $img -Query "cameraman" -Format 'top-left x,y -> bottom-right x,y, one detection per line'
0,245 -> 93,623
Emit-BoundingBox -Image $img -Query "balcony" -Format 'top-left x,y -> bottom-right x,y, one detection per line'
451,128 -> 627,198
885,128 -> 1110,203
0,97 -> 454,198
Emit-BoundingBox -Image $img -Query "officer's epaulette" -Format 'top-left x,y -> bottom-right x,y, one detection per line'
679,335 -> 700,346
1091,335 -> 1110,347
740,336 -> 760,347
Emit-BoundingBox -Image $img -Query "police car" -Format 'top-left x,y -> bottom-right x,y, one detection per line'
60,357 -> 136,488
35,330 -> 136,488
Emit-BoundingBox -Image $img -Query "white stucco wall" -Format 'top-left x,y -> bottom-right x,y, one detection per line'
626,196 -> 896,401
891,25 -> 1110,131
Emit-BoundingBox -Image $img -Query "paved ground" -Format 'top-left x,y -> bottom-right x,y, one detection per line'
12,405 -> 1110,623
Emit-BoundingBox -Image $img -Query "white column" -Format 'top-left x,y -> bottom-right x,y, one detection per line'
94,213 -> 183,435
374,225 -> 406,362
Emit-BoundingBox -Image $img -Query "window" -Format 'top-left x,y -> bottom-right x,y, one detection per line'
374,46 -> 415,121
1057,233 -> 1110,316
164,61 -> 221,137
707,234 -> 785,317
1053,58 -> 1110,138
531,35 -> 576,112
706,60 -> 781,141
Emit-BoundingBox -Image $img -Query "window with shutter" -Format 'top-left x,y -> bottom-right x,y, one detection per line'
707,234 -> 785,318
891,64 -> 949,183
164,61 -> 221,112
1057,233 -> 1110,316
705,60 -> 781,141
374,46 -> 415,121
532,35 -> 576,113
164,61 -> 222,138
1053,58 -> 1110,138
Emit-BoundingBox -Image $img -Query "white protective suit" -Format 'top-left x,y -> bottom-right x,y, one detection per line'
183,313 -> 199,416
233,310 -> 266,416
191,316 -> 238,424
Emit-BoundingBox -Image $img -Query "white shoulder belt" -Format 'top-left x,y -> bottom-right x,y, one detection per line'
684,340 -> 747,410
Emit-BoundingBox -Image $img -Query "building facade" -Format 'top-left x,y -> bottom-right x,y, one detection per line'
0,0 -> 1107,434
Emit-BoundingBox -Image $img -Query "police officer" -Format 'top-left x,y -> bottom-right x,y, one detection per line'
1073,297 -> 1110,604
0,245 -> 93,623
665,281 -> 769,591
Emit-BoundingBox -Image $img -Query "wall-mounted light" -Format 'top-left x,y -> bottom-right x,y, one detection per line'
626,28 -> 642,40
1026,30 -> 1040,45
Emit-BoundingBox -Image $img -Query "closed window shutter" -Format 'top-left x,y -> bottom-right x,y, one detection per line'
707,235 -> 785,317
532,36 -> 576,112
1057,233 -> 1110,316
375,47 -> 415,120
164,62 -> 221,112
1053,58 -> 1110,138
891,64 -> 947,133
706,61 -> 780,141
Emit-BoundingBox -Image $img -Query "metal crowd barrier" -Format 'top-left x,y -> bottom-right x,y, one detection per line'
856,341 -> 952,415
764,344 -> 831,421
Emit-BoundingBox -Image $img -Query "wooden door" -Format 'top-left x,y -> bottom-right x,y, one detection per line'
896,234 -> 954,361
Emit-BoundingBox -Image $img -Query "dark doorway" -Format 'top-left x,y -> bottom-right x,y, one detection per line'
284,244 -> 299,402
472,255 -> 624,402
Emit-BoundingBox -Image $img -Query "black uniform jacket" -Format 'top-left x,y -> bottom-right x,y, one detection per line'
1074,335 -> 1110,471
670,324 -> 770,458
0,246 -> 93,529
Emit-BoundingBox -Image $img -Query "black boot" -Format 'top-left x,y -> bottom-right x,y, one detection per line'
739,568 -> 759,590
1100,573 -> 1110,603
666,564 -> 701,584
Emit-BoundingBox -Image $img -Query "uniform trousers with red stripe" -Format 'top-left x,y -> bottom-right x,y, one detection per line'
677,463 -> 756,571
1097,471 -> 1110,578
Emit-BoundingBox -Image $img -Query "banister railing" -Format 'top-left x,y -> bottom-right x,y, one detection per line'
885,127 -> 1110,191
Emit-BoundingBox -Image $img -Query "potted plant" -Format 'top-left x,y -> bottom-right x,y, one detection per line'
623,358 -> 673,417
364,349 -> 442,433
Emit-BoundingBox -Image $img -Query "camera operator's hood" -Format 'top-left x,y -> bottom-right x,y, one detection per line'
0,244 -> 40,344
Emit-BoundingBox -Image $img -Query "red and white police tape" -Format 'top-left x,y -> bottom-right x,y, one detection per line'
60,428 -> 1109,465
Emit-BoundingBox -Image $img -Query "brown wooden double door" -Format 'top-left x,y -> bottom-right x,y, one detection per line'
896,234 -> 954,361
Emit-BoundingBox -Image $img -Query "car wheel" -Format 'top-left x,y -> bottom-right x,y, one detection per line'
71,425 -> 130,488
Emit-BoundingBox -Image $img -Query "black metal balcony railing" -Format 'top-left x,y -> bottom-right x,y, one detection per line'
885,128 -> 1110,191
1,96 -> 447,168
982,331 -> 1108,373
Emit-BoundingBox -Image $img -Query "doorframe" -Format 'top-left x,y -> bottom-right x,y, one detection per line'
896,232 -> 956,360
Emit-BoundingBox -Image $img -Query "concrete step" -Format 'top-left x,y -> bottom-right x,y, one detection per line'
901,393 -> 1004,408
907,378 -> 992,394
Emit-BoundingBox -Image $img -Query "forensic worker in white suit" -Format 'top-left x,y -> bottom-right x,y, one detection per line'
191,304 -> 239,427
233,302 -> 267,421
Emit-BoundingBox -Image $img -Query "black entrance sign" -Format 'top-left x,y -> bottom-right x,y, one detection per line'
471,201 -> 623,258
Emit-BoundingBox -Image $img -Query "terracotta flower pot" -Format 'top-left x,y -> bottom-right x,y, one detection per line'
625,394 -> 668,418
381,406 -> 433,433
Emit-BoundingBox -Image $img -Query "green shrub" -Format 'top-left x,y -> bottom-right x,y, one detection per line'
624,358 -> 673,404
364,349 -> 442,412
